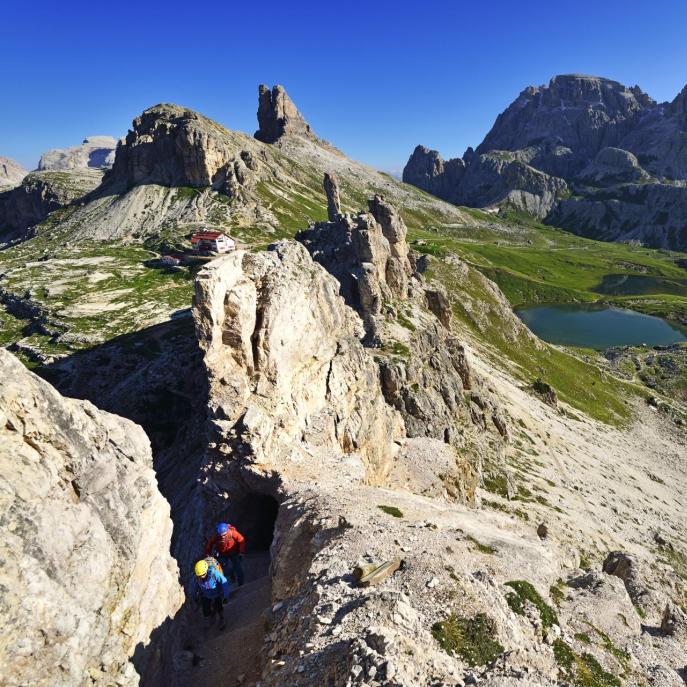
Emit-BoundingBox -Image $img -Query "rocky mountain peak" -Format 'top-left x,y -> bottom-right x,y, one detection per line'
403,74 -> 687,244
0,156 -> 27,189
105,103 -> 261,194
254,83 -> 316,143
402,145 -> 465,204
37,135 -> 117,171
476,74 -> 654,160
670,83 -> 687,117
544,74 -> 654,110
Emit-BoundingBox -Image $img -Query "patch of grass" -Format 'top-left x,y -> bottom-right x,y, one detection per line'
431,613 -> 504,666
633,603 -> 646,619
466,535 -> 497,555
483,472 -> 510,498
553,640 -> 622,687
396,312 -> 417,331
550,579 -> 567,607
382,340 -> 411,358
584,623 -> 630,666
378,505 -> 403,518
505,580 -> 559,630
656,544 -> 687,581
575,632 -> 592,644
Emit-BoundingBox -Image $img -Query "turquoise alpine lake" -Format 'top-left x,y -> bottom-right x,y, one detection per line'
514,304 -> 687,349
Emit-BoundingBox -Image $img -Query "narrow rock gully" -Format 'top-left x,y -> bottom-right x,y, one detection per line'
176,495 -> 279,687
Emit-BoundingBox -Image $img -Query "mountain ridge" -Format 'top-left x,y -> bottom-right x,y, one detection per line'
404,74 -> 687,249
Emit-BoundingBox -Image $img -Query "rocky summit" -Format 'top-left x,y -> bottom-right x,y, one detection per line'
0,156 -> 27,189
403,74 -> 687,249
38,135 -> 117,171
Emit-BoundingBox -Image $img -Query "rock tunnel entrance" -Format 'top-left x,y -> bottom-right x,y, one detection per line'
215,491 -> 279,553
169,491 -> 280,687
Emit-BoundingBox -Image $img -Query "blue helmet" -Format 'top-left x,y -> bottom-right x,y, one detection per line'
217,523 -> 230,536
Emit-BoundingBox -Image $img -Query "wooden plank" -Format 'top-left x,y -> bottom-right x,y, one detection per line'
354,556 -> 403,587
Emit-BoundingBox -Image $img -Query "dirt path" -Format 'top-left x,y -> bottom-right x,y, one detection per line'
178,553 -> 271,687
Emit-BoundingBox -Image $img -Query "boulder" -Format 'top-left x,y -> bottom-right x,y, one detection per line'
0,349 -> 183,687
602,551 -> 647,604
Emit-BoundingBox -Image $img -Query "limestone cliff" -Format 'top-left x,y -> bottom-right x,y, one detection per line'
0,155 -> 27,189
38,136 -> 117,171
298,182 -> 506,484
104,104 -> 261,193
0,349 -> 183,687
192,240 -> 404,484
0,169 -> 103,236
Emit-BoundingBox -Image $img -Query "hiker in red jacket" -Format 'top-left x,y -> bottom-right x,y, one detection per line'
205,523 -> 246,586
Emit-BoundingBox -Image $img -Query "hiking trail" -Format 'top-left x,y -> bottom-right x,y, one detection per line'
178,553 -> 271,687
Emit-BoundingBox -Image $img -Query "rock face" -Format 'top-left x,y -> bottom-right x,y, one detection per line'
193,240 -> 404,483
403,145 -> 466,203
254,84 -> 317,144
105,104 -> 261,194
298,182 -> 503,464
0,349 -> 183,687
403,74 -> 687,248
323,171 -> 341,220
0,155 -> 27,189
578,146 -> 651,185
38,136 -> 117,171
0,169 -> 103,235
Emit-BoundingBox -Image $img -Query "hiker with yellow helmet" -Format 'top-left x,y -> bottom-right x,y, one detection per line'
193,558 -> 230,630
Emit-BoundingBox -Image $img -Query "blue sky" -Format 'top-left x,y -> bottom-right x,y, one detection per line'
2,0 -> 687,171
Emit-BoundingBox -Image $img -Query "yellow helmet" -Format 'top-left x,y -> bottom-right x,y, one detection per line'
194,560 -> 209,577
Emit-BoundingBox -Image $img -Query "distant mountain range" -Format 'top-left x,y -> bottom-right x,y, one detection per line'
403,74 -> 687,250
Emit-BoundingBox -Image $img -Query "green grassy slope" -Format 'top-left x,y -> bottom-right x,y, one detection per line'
407,209 -> 687,325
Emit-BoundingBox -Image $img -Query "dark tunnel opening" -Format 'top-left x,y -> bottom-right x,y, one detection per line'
213,492 -> 279,554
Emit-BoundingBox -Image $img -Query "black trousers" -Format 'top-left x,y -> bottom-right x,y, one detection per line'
201,596 -> 223,617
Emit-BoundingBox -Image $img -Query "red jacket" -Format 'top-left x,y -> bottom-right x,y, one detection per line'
205,525 -> 245,557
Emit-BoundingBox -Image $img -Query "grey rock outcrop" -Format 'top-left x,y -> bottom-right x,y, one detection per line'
578,146 -> 651,186
402,145 -> 466,203
298,180 -> 503,463
0,349 -> 183,687
38,136 -> 117,171
105,104 -> 261,195
193,240 -> 404,483
0,169 -> 103,235
324,171 -> 341,220
403,74 -> 687,248
550,182 -> 687,248
0,156 -> 27,189
457,152 -> 568,218
254,84 -> 317,144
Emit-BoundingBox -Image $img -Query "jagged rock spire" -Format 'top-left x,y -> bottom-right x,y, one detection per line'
323,172 -> 341,220
254,84 -> 314,143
